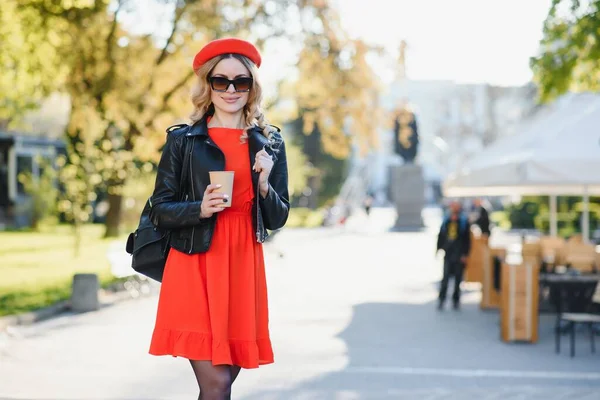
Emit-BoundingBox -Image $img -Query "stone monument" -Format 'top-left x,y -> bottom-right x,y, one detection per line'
388,100 -> 426,231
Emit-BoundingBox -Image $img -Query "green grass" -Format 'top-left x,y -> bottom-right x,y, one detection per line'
0,224 -> 126,317
0,210 -> 323,317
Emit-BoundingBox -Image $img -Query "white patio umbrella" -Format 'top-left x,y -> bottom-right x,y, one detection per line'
444,93 -> 600,241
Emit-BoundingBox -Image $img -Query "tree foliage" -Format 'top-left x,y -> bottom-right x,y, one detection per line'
531,0 -> 600,101
0,0 -> 67,128
292,1 -> 381,159
4,0 -> 383,228
14,0 -> 296,236
279,0 -> 382,206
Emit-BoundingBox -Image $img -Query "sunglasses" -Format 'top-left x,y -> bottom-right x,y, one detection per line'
208,76 -> 253,92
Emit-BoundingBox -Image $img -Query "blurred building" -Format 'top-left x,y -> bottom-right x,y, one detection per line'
0,94 -> 69,230
367,79 -> 538,202
0,132 -> 66,229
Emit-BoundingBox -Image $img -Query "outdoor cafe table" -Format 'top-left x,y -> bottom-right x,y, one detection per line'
539,273 -> 600,320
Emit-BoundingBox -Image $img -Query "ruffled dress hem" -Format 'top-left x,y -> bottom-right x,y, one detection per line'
149,327 -> 274,369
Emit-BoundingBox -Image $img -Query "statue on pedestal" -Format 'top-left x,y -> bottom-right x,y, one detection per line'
392,102 -> 419,164
385,43 -> 425,231
388,100 -> 424,231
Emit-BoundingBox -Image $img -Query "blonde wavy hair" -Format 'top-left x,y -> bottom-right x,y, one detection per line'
190,54 -> 272,139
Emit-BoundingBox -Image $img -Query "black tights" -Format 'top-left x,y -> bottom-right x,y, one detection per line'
189,360 -> 242,400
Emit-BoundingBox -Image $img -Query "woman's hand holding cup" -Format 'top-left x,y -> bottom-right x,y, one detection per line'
200,184 -> 229,218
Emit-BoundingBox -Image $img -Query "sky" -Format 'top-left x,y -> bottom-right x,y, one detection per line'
119,0 -> 554,88
334,0 -> 553,86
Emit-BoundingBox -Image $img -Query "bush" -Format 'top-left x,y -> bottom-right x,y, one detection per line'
534,211 -> 578,236
286,207 -> 325,228
18,163 -> 60,230
490,211 -> 511,229
507,200 -> 540,229
304,209 -> 325,227
120,172 -> 156,232
503,196 -> 600,237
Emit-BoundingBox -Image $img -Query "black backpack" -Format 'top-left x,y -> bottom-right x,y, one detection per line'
125,135 -> 192,282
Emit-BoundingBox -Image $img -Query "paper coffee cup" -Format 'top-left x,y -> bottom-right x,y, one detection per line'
209,171 -> 234,208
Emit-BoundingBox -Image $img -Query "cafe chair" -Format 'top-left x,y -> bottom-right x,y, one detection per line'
555,282 -> 600,357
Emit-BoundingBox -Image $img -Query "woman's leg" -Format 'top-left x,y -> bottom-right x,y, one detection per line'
228,366 -> 242,399
230,365 -> 242,383
189,360 -> 232,400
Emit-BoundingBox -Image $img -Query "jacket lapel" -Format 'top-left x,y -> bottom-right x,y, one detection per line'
186,108 -> 213,138
248,127 -> 270,154
248,128 -> 265,192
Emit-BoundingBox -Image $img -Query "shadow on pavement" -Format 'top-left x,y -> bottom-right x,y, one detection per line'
242,300 -> 600,400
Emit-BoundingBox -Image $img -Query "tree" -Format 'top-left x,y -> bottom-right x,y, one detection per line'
20,0 -> 296,237
531,0 -> 600,102
0,0 -> 67,129
11,0 -> 381,229
283,0 -> 382,206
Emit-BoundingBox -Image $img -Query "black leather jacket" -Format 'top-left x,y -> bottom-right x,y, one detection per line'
149,113 -> 290,254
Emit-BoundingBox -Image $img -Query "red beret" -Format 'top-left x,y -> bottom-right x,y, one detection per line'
193,38 -> 262,71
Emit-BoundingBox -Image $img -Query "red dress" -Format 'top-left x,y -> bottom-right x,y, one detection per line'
149,127 -> 273,369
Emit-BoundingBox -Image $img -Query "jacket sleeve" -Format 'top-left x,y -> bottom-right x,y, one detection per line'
479,208 -> 491,236
259,134 -> 290,230
437,222 -> 445,251
149,129 -> 203,229
462,221 -> 472,257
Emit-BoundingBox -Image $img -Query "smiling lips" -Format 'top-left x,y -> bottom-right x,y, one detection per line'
222,97 -> 240,104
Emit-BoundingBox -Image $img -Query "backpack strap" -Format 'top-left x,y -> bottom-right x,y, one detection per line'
459,214 -> 468,233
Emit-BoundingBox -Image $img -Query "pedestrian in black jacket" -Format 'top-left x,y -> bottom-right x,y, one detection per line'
473,198 -> 491,237
436,201 -> 471,310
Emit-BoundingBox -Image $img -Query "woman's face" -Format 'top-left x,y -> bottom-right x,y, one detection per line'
209,57 -> 251,115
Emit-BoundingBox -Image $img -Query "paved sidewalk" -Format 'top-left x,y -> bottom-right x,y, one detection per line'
0,207 -> 598,399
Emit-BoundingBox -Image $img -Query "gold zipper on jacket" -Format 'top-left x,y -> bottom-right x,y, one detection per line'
255,144 -> 267,243
188,137 -> 195,254
256,177 -> 261,242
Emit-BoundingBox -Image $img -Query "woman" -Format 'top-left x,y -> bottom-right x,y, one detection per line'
147,38 -> 290,400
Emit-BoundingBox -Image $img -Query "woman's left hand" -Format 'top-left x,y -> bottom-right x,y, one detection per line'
253,149 -> 274,196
